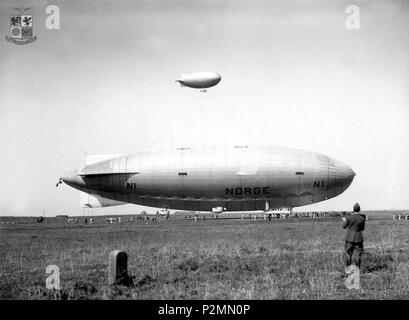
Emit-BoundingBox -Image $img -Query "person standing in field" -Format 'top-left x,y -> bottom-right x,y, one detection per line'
342,203 -> 366,268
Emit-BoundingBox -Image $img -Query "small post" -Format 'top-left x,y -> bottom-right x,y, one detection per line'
108,250 -> 128,285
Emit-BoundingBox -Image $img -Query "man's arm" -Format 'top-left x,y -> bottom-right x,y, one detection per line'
342,216 -> 349,229
361,216 -> 365,231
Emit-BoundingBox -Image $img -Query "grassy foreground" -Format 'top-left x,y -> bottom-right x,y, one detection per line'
1,212 -> 409,299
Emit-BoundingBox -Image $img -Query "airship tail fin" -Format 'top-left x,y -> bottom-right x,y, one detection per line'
85,154 -> 123,165
80,191 -> 126,208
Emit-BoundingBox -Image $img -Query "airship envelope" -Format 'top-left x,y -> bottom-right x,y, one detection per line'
176,72 -> 221,92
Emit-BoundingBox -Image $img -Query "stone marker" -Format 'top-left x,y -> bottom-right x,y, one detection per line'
108,250 -> 128,285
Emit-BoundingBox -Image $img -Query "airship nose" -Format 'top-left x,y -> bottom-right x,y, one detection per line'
337,161 -> 356,179
332,160 -> 356,189
61,169 -> 86,189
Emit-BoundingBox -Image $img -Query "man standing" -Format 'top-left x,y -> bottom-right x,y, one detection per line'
342,203 -> 366,268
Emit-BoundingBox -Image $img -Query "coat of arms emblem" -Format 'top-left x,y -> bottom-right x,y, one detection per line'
5,7 -> 37,45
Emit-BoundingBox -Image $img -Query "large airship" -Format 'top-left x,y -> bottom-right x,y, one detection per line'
175,72 -> 221,92
59,146 -> 356,213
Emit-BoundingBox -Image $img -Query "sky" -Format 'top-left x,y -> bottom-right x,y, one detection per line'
0,0 -> 408,216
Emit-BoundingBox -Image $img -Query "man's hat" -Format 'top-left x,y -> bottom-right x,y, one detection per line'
353,202 -> 360,212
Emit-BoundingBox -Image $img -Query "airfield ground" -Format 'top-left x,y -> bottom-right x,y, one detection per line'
1,211 -> 409,300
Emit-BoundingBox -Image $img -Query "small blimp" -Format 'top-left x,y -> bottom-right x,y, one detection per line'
175,72 -> 221,92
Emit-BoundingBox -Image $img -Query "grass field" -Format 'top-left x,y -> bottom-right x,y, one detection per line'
1,211 -> 409,300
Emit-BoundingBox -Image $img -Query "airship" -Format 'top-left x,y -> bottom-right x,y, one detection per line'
175,72 -> 221,92
59,146 -> 356,213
